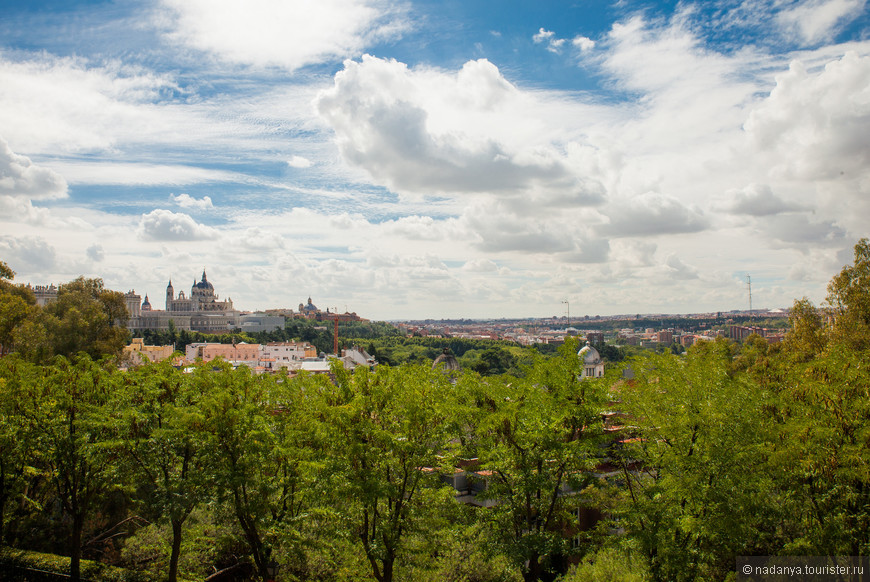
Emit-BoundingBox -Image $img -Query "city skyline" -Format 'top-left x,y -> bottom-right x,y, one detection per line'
1,0 -> 868,320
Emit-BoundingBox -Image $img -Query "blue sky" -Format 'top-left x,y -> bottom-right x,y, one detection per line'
1,0 -> 868,319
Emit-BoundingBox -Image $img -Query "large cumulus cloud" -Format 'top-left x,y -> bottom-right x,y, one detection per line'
316,56 -> 605,203
744,52 -> 870,182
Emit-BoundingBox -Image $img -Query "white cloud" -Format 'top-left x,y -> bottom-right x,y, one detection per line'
0,137 -> 67,199
138,209 -> 219,241
158,0 -> 410,70
462,258 -> 499,273
233,227 -> 286,251
776,0 -> 866,45
0,55 -> 182,154
533,29 -> 595,54
744,53 -> 870,182
558,239 -> 611,264
0,53 -> 317,170
385,215 -> 452,241
533,28 -> 566,53
599,192 -> 708,237
763,214 -> 847,246
51,162 -> 244,186
5,3 -> 870,319
287,155 -> 313,168
316,56 -> 605,202
86,244 -> 105,262
720,183 -> 806,216
664,254 -> 699,280
572,36 -> 596,51
170,193 -> 214,210
0,235 -> 57,273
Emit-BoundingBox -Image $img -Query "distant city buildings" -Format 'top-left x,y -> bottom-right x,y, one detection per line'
180,341 -> 373,375
123,271 -> 359,333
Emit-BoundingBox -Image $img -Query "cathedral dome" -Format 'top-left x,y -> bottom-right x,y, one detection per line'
578,341 -> 602,365
194,270 -> 214,291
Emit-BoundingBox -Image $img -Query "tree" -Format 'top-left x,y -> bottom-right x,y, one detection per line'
310,363 -> 455,582
44,277 -> 129,360
783,298 -> 828,359
460,339 -> 608,582
197,362 -> 314,581
20,355 -> 121,581
12,276 -> 129,363
771,344 -> 870,556
470,347 -> 518,376
827,238 -> 870,349
0,261 -> 37,356
112,360 -> 210,582
0,357 -> 40,547
616,341 -> 781,582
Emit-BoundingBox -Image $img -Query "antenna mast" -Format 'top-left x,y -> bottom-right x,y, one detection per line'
746,274 -> 753,322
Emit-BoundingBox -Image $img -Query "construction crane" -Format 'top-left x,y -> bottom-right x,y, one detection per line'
325,311 -> 357,355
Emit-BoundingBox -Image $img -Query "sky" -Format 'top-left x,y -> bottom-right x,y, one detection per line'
1,0 -> 868,320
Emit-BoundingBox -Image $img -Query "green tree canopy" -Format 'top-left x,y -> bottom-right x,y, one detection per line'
827,238 -> 870,349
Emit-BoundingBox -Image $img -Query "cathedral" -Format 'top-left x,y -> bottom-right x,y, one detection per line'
166,270 -> 234,313
126,270 -> 240,333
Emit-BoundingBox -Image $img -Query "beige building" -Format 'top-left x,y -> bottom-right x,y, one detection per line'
185,342 -> 261,364
123,338 -> 176,365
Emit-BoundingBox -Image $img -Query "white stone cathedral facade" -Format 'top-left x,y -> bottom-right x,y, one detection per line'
126,270 -> 241,333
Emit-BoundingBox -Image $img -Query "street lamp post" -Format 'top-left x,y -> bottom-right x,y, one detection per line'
562,299 -> 570,329
266,560 -> 280,582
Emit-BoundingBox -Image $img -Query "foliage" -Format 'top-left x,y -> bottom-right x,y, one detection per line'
559,545 -> 649,582
119,510 -> 232,582
11,355 -> 125,580
771,344 -> 870,556
827,238 -> 870,349
308,363 -> 456,582
0,356 -> 40,547
2,248 -> 870,581
46,278 -> 129,360
616,341 -> 782,582
0,261 -> 37,356
5,275 -> 130,363
784,298 -> 828,360
194,363 -> 311,581
110,360 -> 213,582
459,339 -> 609,581
0,547 -> 157,582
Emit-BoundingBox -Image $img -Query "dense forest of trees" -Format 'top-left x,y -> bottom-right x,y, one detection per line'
0,239 -> 868,582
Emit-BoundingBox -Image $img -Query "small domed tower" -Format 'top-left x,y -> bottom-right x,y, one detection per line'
578,341 -> 605,378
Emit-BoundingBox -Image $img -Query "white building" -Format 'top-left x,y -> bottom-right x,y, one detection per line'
578,341 -> 606,378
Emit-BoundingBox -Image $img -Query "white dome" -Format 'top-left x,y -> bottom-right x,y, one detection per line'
578,341 -> 602,365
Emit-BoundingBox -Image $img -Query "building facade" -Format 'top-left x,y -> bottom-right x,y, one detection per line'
128,270 -> 242,333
